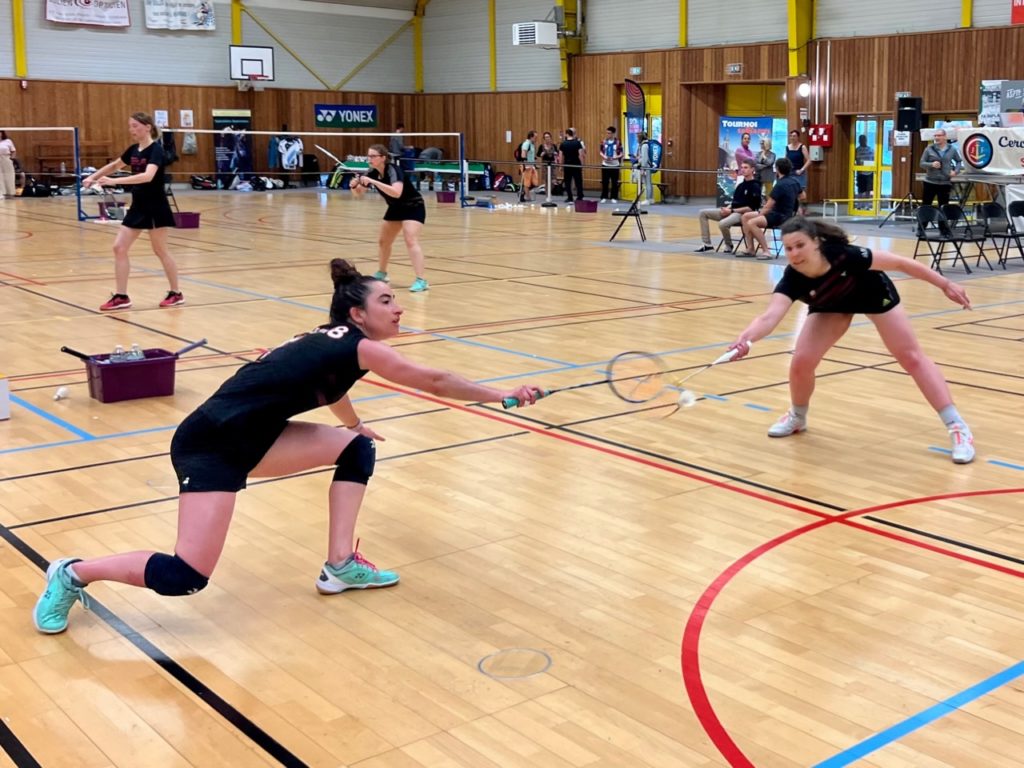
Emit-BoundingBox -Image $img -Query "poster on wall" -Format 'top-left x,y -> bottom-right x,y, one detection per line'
145,1 -> 215,31
180,110 -> 194,128
717,117 -> 788,205
46,0 -> 131,27
154,110 -> 169,129
212,110 -> 252,189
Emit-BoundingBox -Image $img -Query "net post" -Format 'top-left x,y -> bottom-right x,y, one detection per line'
458,132 -> 468,207
74,126 -> 87,221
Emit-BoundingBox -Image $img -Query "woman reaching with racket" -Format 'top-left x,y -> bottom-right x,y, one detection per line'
728,217 -> 976,464
34,259 -> 542,635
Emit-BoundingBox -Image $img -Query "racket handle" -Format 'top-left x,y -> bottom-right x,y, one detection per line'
713,340 -> 752,365
501,389 -> 550,409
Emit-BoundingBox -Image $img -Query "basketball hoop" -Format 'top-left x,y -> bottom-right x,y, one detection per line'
238,74 -> 268,92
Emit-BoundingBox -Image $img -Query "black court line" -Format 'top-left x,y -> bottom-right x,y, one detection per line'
864,516 -> 1024,566
0,523 -> 309,768
0,718 -> 42,768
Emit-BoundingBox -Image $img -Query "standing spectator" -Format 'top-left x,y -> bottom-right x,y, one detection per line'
416,146 -> 443,191
739,156 -> 801,259
599,126 -> 624,203
0,130 -> 16,199
350,143 -> 429,292
558,128 -> 586,203
855,134 -> 875,209
755,137 -> 776,194
734,132 -> 755,170
635,131 -> 654,205
388,123 -> 407,162
537,131 -> 559,195
919,128 -> 962,208
785,130 -> 811,213
695,160 -> 761,253
83,112 -> 183,311
519,130 -> 538,203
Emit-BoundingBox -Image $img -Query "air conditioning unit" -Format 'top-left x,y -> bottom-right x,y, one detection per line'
512,21 -> 559,48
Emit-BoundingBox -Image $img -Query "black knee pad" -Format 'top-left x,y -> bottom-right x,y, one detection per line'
333,434 -> 375,484
144,553 -> 209,596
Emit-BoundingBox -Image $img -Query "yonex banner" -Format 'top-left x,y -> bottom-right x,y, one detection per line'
960,128 -> 1024,175
315,105 -> 378,129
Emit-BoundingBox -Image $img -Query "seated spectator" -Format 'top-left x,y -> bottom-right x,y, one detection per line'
739,156 -> 801,259
695,160 -> 761,252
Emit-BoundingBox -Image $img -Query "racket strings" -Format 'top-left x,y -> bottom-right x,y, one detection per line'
608,354 -> 668,403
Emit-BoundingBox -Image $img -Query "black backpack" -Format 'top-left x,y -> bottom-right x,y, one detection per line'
190,174 -> 216,190
514,144 -> 525,162
20,176 -> 51,197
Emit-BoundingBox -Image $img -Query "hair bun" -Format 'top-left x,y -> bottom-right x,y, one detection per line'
330,258 -> 361,287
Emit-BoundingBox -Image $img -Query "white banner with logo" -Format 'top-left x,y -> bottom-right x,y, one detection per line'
144,0 -> 216,30
960,128 -> 1024,175
46,0 -> 130,27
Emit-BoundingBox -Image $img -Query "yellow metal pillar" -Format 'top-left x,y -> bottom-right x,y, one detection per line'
12,0 -> 27,77
787,0 -> 812,77
557,0 -> 581,90
678,0 -> 687,48
414,0 -> 429,93
232,0 -> 242,45
961,0 -> 973,27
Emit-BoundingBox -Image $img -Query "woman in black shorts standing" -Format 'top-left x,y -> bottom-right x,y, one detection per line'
351,143 -> 429,292
33,258 -> 542,634
727,217 -> 976,464
84,112 -> 183,311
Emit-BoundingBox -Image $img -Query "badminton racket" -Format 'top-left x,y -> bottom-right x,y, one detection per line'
502,341 -> 751,409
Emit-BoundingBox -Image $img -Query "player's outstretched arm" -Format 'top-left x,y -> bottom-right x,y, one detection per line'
870,250 -> 971,309
731,293 -> 794,355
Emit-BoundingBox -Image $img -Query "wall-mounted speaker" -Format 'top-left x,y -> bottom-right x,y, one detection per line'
896,96 -> 923,132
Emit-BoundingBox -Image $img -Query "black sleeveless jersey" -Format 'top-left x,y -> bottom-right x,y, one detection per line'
198,324 -> 368,426
773,245 -> 901,315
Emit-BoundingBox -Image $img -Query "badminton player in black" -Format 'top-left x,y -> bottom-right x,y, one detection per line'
34,259 -> 543,634
350,143 -> 429,292
728,217 -> 975,463
83,112 -> 184,311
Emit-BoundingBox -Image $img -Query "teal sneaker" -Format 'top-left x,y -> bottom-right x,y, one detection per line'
409,277 -> 429,292
33,558 -> 91,634
316,546 -> 399,594
372,270 -> 389,282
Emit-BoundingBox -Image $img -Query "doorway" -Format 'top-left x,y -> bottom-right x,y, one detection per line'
849,116 -> 893,217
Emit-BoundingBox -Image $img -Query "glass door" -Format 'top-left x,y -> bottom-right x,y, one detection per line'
850,118 -> 879,217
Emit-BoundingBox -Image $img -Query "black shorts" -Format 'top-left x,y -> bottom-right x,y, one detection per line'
122,200 -> 177,230
383,204 -> 426,224
765,211 -> 789,229
170,409 -> 288,493
856,173 -> 873,193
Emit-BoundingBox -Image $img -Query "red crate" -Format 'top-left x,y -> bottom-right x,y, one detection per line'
435,190 -> 456,203
174,212 -> 201,228
86,349 -> 177,403
574,199 -> 598,213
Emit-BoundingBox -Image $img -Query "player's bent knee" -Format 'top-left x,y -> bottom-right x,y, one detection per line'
144,553 -> 210,596
333,434 -> 376,484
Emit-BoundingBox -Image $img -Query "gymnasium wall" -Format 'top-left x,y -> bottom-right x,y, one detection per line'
0,1 -> 11,79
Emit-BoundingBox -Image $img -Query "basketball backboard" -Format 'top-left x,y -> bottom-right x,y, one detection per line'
229,45 -> 275,81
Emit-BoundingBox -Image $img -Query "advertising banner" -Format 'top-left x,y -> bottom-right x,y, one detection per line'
315,105 -> 378,129
717,117 -> 787,205
144,1 -> 215,31
960,128 -> 1024,175
46,0 -> 130,27
212,110 -> 252,188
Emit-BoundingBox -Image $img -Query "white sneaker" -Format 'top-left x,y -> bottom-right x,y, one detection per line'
639,199 -> 650,206
600,198 -> 607,203
949,425 -> 975,464
767,410 -> 807,438
611,198 -> 618,204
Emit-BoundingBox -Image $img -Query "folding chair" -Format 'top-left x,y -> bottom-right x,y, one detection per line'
1001,200 -> 1024,267
913,205 -> 970,274
941,203 -> 992,270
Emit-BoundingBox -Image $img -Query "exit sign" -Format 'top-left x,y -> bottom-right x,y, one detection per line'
726,63 -> 742,75
629,66 -> 642,76
895,90 -> 911,98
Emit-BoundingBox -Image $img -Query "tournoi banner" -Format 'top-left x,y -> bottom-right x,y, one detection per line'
959,127 -> 1024,175
145,1 -> 215,31
716,117 -> 788,205
46,0 -> 130,27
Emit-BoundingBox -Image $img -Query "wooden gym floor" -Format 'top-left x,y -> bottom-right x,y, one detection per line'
1,190 -> 1023,768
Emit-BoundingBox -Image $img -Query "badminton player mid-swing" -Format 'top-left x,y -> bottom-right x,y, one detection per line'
727,217 -> 976,464
33,259 -> 543,635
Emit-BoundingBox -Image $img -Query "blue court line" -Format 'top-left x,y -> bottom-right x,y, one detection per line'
988,459 -> 1024,471
10,395 -> 94,440
702,394 -> 729,401
743,403 -> 773,412
813,660 -> 1024,767
928,446 -> 952,455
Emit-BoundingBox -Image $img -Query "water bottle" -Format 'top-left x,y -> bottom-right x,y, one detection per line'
60,161 -> 67,174
130,343 -> 143,361
112,344 -> 125,363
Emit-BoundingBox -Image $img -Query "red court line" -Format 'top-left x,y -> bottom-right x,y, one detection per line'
0,269 -> 46,285
681,487 -> 1024,768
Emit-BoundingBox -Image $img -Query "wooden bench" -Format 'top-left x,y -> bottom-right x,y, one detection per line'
35,142 -> 113,174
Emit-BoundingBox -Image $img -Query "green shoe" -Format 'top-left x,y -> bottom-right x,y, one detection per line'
316,546 -> 399,594
409,277 -> 429,292
372,270 -> 389,282
34,558 -> 91,634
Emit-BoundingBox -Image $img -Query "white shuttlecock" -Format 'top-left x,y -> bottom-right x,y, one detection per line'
54,386 -> 70,401
677,389 -> 697,408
